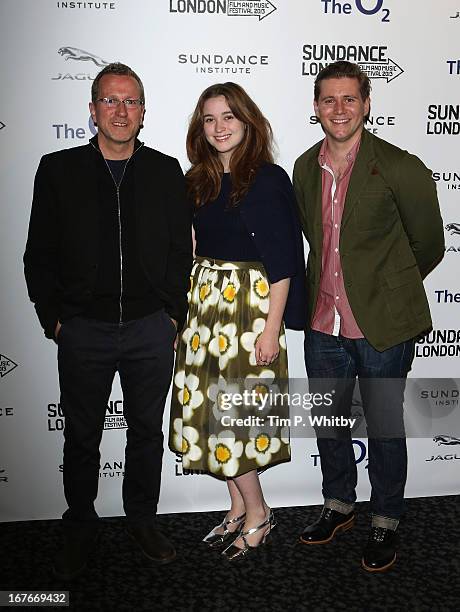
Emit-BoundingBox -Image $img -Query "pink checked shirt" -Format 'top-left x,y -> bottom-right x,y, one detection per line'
311,138 -> 364,338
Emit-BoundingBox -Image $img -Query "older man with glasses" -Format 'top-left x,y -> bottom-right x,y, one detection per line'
24,63 -> 192,579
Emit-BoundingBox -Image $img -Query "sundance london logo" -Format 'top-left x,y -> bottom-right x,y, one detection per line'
0,353 -> 18,379
104,399 -> 127,430
301,44 -> 403,82
426,105 -> 460,135
169,0 -> 277,20
47,399 -> 127,432
416,330 -> 460,358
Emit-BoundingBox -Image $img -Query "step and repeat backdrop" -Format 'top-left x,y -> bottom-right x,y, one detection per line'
1,0 -> 459,521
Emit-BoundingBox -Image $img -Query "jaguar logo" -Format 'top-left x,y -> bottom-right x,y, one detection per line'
445,222 -> 460,235
58,47 -> 109,67
433,434 -> 460,445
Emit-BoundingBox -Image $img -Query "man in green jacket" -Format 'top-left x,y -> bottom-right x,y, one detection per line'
293,61 -> 444,572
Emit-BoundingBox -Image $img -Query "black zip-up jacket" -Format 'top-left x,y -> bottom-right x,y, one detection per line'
24,136 -> 192,339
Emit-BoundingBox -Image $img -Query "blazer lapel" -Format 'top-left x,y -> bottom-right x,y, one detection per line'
341,130 -> 376,230
303,154 -> 324,252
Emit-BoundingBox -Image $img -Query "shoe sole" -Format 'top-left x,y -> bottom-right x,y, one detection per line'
126,530 -> 177,565
299,516 -> 354,545
361,553 -> 396,573
222,528 -> 274,561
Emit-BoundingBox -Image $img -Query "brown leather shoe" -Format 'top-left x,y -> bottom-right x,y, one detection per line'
300,508 -> 354,544
126,523 -> 176,564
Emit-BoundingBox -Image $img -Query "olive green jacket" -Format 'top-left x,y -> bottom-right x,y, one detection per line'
293,129 -> 445,351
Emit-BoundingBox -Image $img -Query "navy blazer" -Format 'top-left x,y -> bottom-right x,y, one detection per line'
238,164 -> 307,330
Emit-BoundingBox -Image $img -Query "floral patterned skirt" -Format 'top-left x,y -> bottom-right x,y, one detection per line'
168,256 -> 291,480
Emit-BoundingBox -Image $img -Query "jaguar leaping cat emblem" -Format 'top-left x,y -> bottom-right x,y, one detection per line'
433,435 -> 460,446
445,223 -> 460,236
58,47 -> 109,67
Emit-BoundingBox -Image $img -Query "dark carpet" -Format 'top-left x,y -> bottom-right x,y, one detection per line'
2,496 -> 459,612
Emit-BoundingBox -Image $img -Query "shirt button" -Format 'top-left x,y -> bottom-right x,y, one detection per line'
334,224 -> 338,229
334,248 -> 338,253
334,272 -> 338,277
251,232 -> 255,237
335,296 -> 339,300
334,199 -> 337,203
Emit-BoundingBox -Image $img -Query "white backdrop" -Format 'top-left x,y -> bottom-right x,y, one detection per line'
0,0 -> 459,522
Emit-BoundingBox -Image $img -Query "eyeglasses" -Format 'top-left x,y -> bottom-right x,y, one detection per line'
96,97 -> 144,108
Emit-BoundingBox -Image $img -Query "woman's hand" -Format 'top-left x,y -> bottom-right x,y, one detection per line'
253,277 -> 290,366
255,329 -> 279,366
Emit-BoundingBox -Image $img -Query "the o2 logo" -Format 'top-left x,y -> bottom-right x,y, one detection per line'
353,439 -> 369,468
310,439 -> 368,468
321,0 -> 391,23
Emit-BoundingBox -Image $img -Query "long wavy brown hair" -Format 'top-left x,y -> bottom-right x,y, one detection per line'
186,82 -> 274,207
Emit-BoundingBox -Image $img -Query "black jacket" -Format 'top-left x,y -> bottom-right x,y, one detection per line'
24,137 -> 192,339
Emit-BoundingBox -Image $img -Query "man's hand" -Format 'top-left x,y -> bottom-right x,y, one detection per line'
54,321 -> 62,339
169,317 -> 179,351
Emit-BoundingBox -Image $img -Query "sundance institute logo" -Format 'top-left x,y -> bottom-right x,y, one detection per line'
0,353 -> 18,378
169,0 -> 277,20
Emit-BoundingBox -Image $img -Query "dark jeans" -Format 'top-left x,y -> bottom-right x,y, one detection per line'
304,329 -> 415,523
57,310 -> 176,525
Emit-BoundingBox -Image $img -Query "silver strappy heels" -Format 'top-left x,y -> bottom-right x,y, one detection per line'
221,509 -> 276,560
202,512 -> 246,548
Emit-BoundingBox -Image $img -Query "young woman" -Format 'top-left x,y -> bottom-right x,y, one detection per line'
169,82 -> 305,560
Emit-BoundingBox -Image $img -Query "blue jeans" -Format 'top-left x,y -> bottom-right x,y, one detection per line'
304,329 -> 415,526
